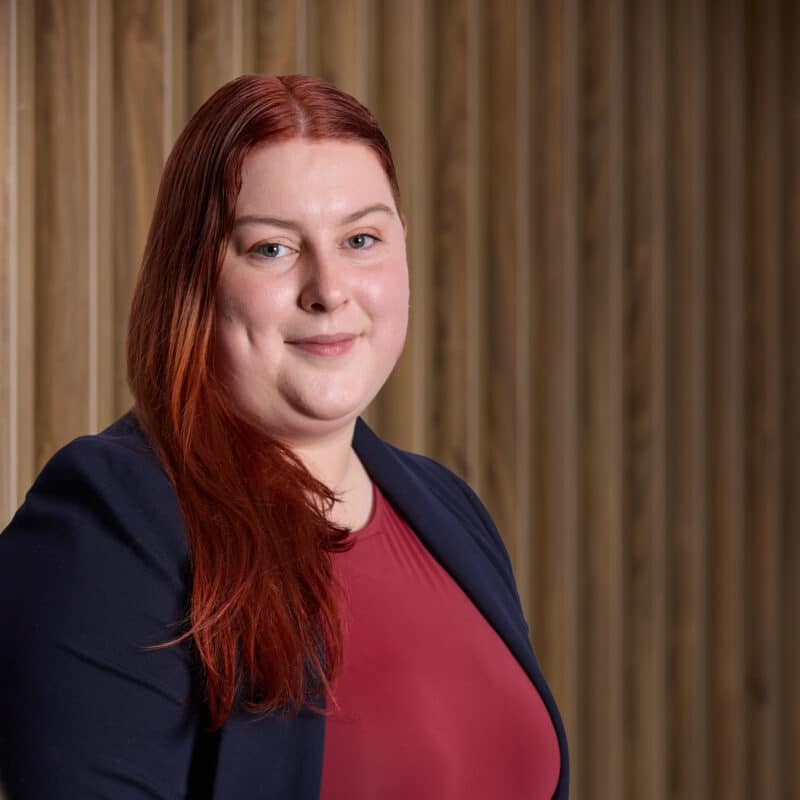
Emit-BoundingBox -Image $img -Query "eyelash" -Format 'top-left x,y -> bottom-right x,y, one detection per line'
250,233 -> 380,259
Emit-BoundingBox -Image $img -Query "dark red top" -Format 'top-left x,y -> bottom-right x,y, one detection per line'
320,484 -> 560,800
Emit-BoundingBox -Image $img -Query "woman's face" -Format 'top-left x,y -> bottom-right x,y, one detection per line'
214,138 -> 409,445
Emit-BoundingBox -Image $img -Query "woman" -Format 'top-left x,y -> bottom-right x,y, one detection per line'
0,75 -> 568,799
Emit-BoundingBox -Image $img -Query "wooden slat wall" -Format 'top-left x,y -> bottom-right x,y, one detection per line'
1,1 -> 797,797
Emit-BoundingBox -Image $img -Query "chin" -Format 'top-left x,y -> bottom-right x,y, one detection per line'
295,400 -> 365,425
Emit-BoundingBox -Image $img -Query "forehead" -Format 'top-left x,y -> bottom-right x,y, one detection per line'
236,138 -> 394,217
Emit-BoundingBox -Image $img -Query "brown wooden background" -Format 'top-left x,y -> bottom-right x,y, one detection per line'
1,1 -> 797,798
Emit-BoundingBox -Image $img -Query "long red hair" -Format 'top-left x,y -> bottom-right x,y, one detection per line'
127,74 -> 400,729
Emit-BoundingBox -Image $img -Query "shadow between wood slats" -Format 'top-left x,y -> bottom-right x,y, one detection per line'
623,0 -> 668,797
250,0 -> 305,78
427,0 -> 472,480
706,1 -> 747,796
578,0 -> 625,796
512,0 -> 532,620
0,0 -> 11,523
112,1 -> 168,419
780,4 -> 800,796
34,0 -> 92,470
187,0 -> 246,116
0,0 -> 35,523
164,0 -> 189,150
370,0 -> 432,453
305,0 -> 371,104
744,1 -> 783,796
463,0 -> 484,496
664,1 -> 710,797
478,0 -> 526,617
529,0 -> 581,790
14,0 -> 34,509
780,5 -> 800,794
90,0 -> 114,432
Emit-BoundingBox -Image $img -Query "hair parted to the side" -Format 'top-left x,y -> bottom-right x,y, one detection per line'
126,74 -> 401,729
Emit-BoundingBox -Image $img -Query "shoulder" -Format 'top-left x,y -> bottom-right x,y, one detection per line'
0,416 -> 199,796
0,412 -> 189,637
5,412 -> 186,558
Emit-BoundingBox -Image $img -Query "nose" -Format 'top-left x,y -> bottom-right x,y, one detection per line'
299,248 -> 348,313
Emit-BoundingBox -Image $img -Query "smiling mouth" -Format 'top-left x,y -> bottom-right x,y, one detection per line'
286,333 -> 359,356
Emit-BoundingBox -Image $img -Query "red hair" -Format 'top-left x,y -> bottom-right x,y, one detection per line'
127,74 -> 400,728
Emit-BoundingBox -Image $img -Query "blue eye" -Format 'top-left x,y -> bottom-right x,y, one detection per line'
346,233 -> 377,249
253,242 -> 291,258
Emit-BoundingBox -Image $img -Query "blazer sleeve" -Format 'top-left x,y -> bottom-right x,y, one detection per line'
0,435 -> 202,799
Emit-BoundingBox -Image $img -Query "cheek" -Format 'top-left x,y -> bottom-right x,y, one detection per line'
215,271 -> 296,338
364,257 -> 410,318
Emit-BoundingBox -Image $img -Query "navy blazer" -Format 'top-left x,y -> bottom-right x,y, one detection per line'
0,413 -> 569,799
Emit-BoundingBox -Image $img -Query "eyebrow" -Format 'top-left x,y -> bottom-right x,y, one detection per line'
232,203 -> 396,231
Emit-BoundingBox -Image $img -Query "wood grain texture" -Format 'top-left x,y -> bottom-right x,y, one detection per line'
369,0 -> 432,452
306,0 -> 371,102
34,0 -> 92,469
744,1 -> 782,796
530,0 -> 581,786
250,0 -> 304,77
780,6 -> 800,797
428,0 -> 472,479
707,0 -> 748,796
164,0 -> 188,148
665,0 -> 709,796
0,0 -> 35,525
512,0 -> 533,616
579,0 -> 625,795
0,0 -> 10,524
112,0 -> 166,417
623,0 -> 668,796
187,0 -> 246,114
89,0 -> 114,430
482,0 -> 520,566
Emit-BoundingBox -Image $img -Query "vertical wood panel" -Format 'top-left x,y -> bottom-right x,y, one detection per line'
370,0 -> 432,453
34,0 -> 91,467
250,0 -> 304,77
112,0 -> 167,417
187,0 -> 246,114
89,0 -> 114,430
624,0 -> 668,796
479,0 -> 525,593
0,0 -> 11,524
464,0 -> 484,495
0,0 -> 35,523
428,0 -> 471,478
164,0 -> 188,148
707,1 -> 747,796
665,0 -> 709,797
745,1 -> 782,796
530,0 -> 581,789
306,0 -> 371,103
780,6 -> 800,797
512,0 -> 532,616
580,0 -> 625,795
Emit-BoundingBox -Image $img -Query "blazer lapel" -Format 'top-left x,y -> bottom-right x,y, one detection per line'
352,418 -> 540,684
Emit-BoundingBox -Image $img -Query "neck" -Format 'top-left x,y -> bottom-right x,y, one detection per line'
289,421 -> 373,530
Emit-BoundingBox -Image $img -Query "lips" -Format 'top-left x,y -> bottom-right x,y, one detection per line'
285,332 -> 359,356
